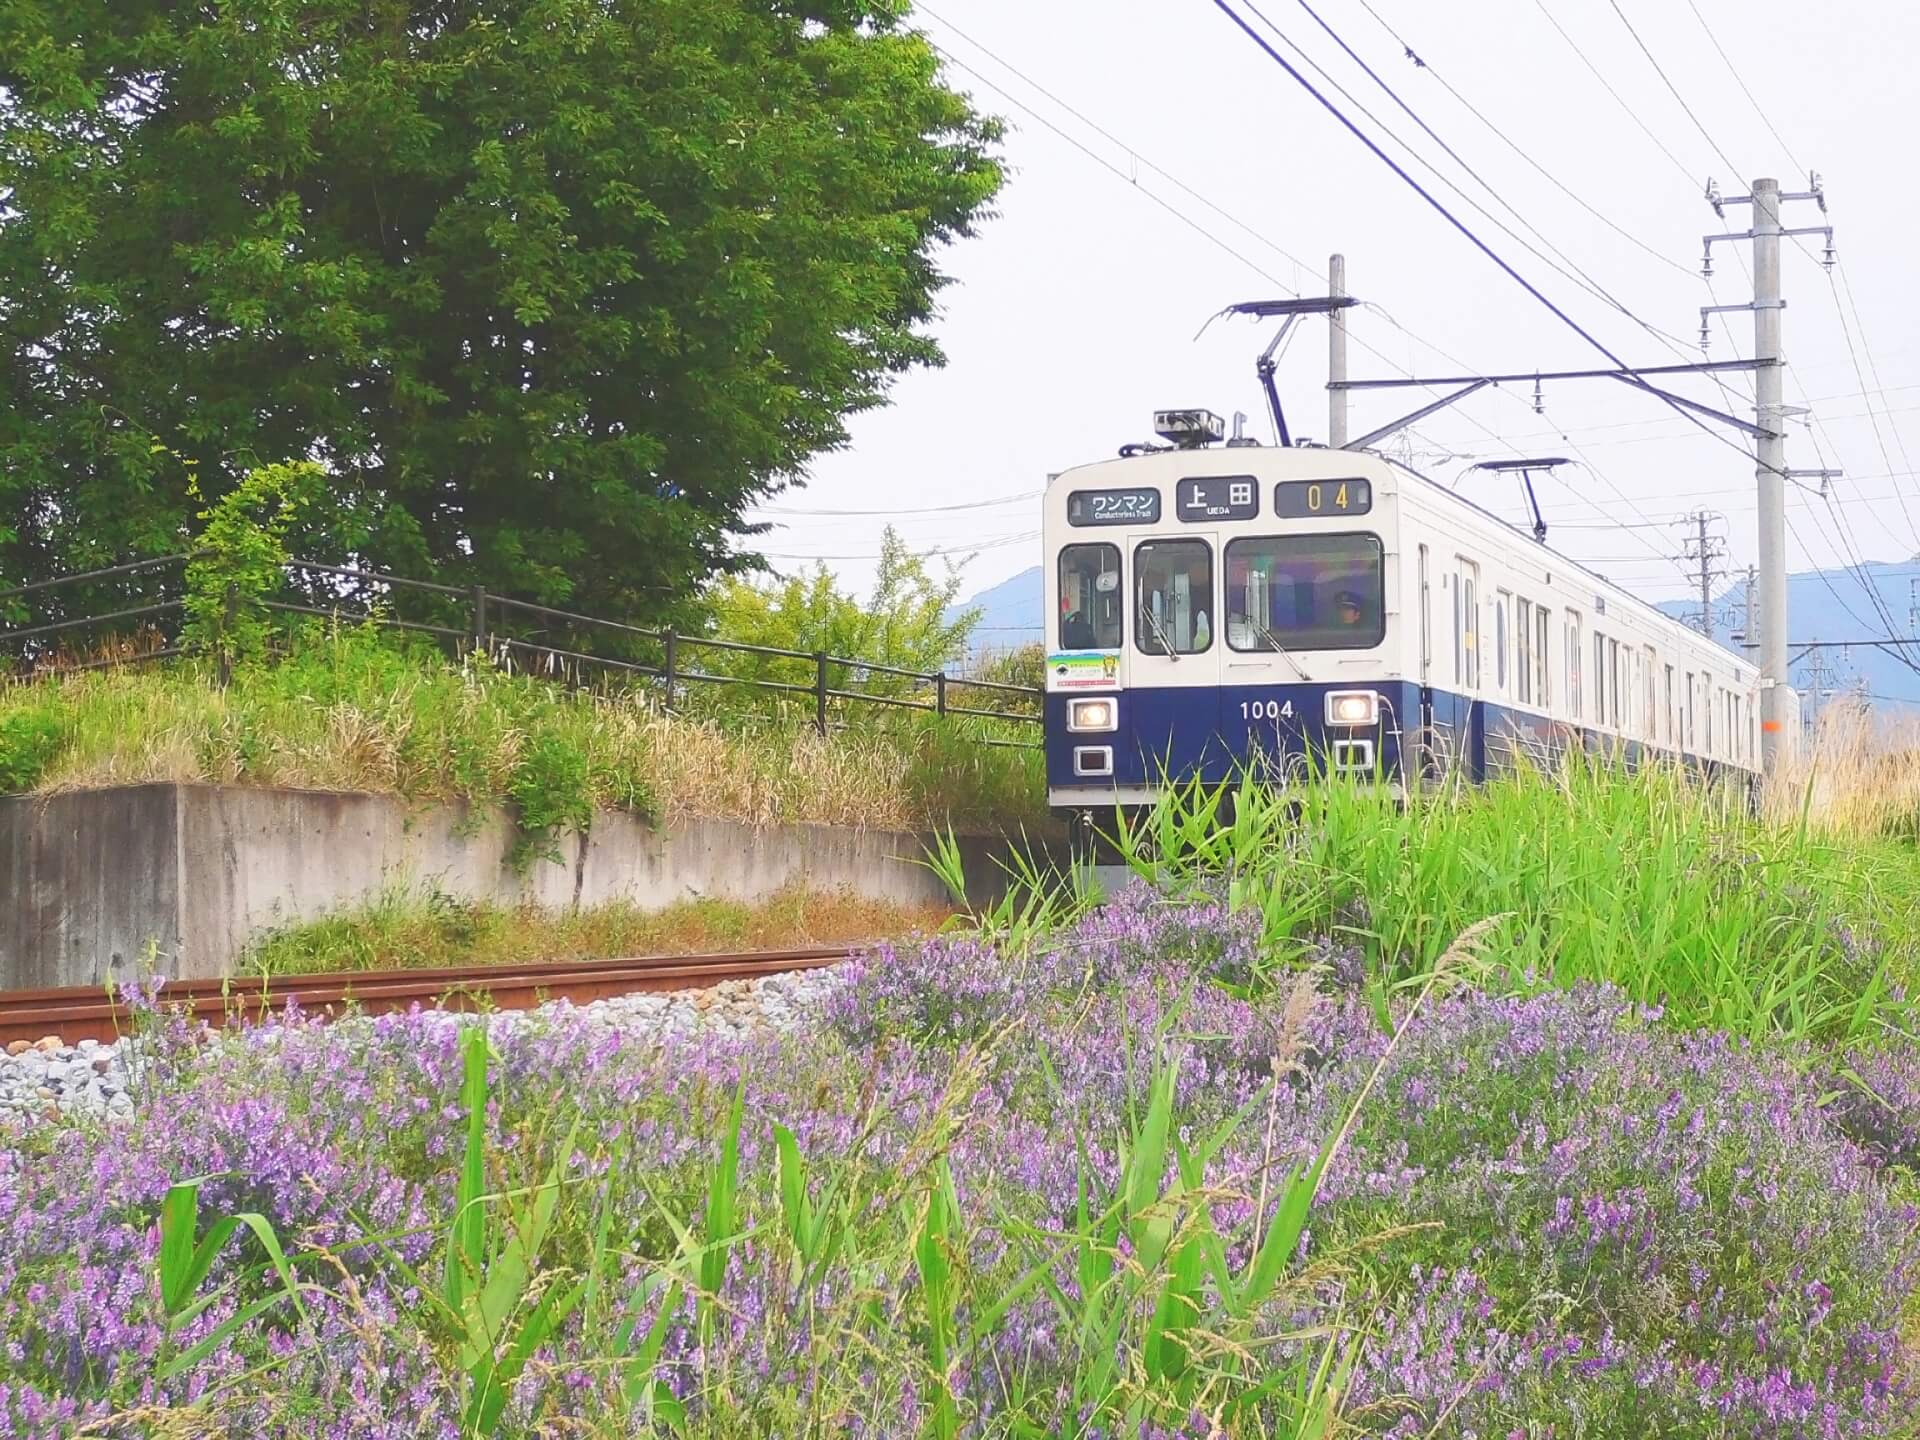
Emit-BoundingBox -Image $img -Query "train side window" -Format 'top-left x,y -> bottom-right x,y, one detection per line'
1664,665 -> 1675,744
1058,544 -> 1123,650
1223,533 -> 1385,652
1643,647 -> 1657,741
1593,632 -> 1606,726
1495,592 -> 1510,692
1418,545 -> 1432,680
1511,596 -> 1527,702
1535,605 -> 1552,709
1565,611 -> 1582,719
1133,539 -> 1213,655
1685,671 -> 1695,749
1609,639 -> 1622,729
1458,560 -> 1480,690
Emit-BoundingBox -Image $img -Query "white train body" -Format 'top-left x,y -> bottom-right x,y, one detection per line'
1041,443 -> 1765,811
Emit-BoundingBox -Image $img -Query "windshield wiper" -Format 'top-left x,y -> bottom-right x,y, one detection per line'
1139,598 -> 1180,661
1249,617 -> 1313,682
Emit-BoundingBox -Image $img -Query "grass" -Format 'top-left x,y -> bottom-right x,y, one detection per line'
0,621 -> 1050,838
238,883 -> 956,975
1112,755 -> 1920,1046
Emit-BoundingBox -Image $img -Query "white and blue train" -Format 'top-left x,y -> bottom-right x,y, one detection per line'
1043,412 -> 1766,820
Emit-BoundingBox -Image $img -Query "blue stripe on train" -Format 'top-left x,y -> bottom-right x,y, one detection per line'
1045,682 -> 1751,791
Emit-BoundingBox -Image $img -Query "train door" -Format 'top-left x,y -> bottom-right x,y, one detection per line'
1127,532 -> 1223,785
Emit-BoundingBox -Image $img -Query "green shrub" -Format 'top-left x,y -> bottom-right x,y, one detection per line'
0,707 -> 63,792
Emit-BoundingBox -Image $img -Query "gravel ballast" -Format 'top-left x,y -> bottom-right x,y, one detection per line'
0,965 -> 848,1127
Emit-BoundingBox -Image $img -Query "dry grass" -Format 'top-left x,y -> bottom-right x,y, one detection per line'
241,883 -> 957,975
1762,699 -> 1920,838
0,625 -> 1049,835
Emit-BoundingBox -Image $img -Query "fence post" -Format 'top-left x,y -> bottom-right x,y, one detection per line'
814,651 -> 829,737
663,628 -> 677,711
936,671 -> 947,719
469,585 -> 488,658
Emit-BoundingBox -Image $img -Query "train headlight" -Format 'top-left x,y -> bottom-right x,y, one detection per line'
1325,690 -> 1379,727
1067,697 -> 1119,733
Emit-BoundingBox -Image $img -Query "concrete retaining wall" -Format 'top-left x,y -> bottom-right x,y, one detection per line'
0,784 -> 1034,988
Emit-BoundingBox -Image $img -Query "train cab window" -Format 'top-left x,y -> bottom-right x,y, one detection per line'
1223,534 -> 1384,651
1134,539 -> 1213,655
1058,544 -> 1123,651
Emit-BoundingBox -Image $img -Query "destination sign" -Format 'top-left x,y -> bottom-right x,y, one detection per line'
1274,477 -> 1373,518
1176,476 -> 1259,522
1067,488 -> 1160,526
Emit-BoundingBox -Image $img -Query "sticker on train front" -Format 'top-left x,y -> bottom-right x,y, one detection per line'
1047,651 -> 1120,691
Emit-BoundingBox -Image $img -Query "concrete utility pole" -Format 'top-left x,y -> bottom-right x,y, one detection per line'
1328,253 -> 1349,448
1704,174 -> 1835,769
1752,177 -> 1788,763
1678,509 -> 1727,639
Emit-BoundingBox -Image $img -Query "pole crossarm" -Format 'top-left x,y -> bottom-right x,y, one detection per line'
1329,358 -> 1766,390
1343,379 -> 1491,451
1604,373 -> 1775,440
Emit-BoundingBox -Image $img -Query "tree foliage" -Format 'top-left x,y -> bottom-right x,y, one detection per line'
703,526 -> 979,693
0,0 -> 1002,619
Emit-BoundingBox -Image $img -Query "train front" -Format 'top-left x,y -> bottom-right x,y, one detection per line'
1043,417 -> 1413,823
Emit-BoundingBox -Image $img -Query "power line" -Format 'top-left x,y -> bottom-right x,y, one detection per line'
1680,0 -> 1806,175
1350,0 -> 1701,284
1528,0 -> 1701,187
1286,0 -> 1698,349
758,489 -> 1039,517
1604,0 -> 1744,178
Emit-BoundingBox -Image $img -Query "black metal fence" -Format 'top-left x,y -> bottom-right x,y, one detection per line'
0,555 -> 1043,746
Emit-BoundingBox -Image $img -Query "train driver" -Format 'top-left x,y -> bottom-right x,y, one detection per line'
1333,589 -> 1367,631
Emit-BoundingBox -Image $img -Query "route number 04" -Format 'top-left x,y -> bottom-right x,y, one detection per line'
1240,700 -> 1294,721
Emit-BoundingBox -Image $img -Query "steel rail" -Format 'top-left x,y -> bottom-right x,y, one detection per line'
0,946 -> 854,1047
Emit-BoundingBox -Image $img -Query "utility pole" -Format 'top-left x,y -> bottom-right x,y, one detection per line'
1328,253 -> 1349,448
1678,509 -> 1727,639
1703,174 -> 1835,770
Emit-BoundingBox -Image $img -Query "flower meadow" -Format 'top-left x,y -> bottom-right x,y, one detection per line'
2,885 -> 1919,1438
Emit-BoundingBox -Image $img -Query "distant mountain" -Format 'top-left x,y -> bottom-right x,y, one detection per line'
1657,557 -> 1920,709
953,565 -> 1043,654
954,559 -> 1920,707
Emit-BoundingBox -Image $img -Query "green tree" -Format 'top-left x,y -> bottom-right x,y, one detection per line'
0,0 -> 1002,622
702,526 -> 979,694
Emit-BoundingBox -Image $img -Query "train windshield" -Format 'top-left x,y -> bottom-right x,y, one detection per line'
1224,533 -> 1385,651
1058,543 -> 1123,649
1134,539 -> 1214,655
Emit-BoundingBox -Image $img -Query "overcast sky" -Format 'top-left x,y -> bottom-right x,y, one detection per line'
756,0 -> 1920,636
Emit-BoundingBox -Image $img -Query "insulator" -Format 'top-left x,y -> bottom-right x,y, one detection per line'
1701,253 -> 1715,278
1699,321 -> 1711,352
1531,375 -> 1545,415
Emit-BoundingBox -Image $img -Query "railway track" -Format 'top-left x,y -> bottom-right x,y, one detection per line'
0,946 -> 854,1047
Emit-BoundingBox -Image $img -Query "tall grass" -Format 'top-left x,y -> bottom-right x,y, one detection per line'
1764,698 -> 1920,839
1116,756 -> 1918,1045
0,622 -> 1049,835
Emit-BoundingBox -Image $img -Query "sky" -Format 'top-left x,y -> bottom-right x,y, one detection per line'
752,0 -> 1920,649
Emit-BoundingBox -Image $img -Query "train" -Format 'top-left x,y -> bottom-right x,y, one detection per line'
1042,408 -> 1767,823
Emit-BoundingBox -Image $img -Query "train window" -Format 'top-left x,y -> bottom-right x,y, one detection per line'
1644,647 -> 1657,741
1495,594 -> 1510,692
1511,597 -> 1527,702
1685,672 -> 1695,749
1535,606 -> 1552,709
1134,539 -> 1214,655
1223,534 -> 1385,651
1609,640 -> 1622,729
1058,544 -> 1123,650
1664,665 -> 1675,744
1418,546 -> 1432,681
1565,611 -> 1582,719
1593,633 -> 1607,726
1458,560 -> 1480,689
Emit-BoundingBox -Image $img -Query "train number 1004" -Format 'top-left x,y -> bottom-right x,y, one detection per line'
1240,700 -> 1295,722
